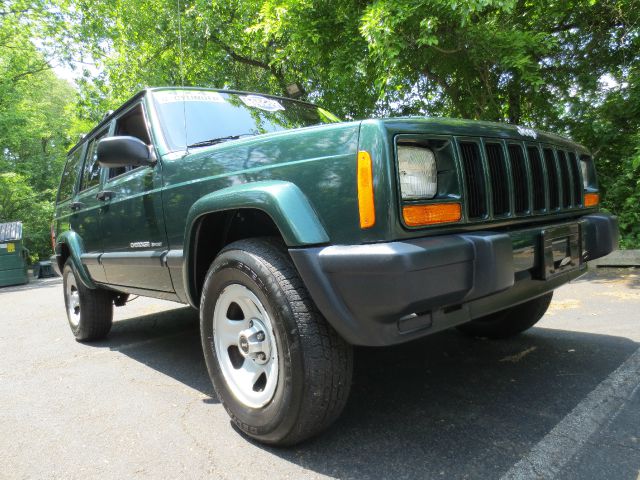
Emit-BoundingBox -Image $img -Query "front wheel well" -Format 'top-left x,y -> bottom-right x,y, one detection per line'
191,209 -> 283,304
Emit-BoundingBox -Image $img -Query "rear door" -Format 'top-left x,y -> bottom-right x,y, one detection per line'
53,144 -> 85,251
98,101 -> 173,292
71,128 -> 110,283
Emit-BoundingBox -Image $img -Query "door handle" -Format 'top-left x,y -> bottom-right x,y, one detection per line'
70,201 -> 84,211
96,190 -> 115,201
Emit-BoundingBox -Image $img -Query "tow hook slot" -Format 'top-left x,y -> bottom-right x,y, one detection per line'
398,312 -> 432,334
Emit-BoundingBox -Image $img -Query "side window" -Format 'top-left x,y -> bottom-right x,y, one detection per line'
80,131 -> 107,191
109,104 -> 152,179
57,148 -> 83,202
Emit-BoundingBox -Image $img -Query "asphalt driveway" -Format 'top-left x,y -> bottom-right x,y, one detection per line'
1,268 -> 639,479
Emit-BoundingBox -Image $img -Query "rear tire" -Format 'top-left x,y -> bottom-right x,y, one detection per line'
62,260 -> 113,341
457,292 -> 553,339
200,238 -> 353,446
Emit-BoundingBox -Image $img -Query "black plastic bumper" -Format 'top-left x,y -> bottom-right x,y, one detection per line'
289,213 -> 618,346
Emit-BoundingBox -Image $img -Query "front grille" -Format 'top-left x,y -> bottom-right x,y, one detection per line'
527,146 -> 546,212
567,152 -> 583,206
459,141 -> 487,219
456,138 -> 586,222
485,143 -> 510,216
543,148 -> 560,210
557,150 -> 572,208
508,144 -> 529,215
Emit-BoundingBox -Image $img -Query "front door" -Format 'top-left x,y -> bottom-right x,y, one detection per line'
98,102 -> 173,292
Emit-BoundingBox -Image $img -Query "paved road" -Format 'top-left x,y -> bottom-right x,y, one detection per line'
1,268 -> 639,479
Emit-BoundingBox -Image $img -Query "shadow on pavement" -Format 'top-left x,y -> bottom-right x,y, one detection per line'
268,328 -> 638,479
86,306 -> 215,400
79,305 -> 639,478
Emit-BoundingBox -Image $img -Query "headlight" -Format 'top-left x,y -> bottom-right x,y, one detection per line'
580,159 -> 589,189
397,146 -> 437,199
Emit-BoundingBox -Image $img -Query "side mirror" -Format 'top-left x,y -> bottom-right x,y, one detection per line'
97,136 -> 156,168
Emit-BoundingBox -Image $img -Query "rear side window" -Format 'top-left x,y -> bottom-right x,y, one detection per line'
57,148 -> 83,202
80,131 -> 107,191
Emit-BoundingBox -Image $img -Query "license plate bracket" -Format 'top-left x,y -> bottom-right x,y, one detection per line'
537,224 -> 581,280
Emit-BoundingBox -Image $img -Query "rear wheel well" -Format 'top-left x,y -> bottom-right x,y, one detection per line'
57,243 -> 70,273
191,209 -> 282,304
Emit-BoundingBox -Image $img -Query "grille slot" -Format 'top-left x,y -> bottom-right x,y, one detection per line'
449,138 -> 585,225
459,142 -> 487,219
485,143 -> 510,216
568,152 -> 582,206
557,150 -> 572,208
508,144 -> 529,215
527,146 -> 546,212
543,148 -> 560,210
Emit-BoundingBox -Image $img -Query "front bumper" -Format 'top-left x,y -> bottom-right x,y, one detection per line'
290,213 -> 618,346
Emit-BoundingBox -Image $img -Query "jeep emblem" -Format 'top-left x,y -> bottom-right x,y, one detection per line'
239,335 -> 249,353
516,126 -> 537,139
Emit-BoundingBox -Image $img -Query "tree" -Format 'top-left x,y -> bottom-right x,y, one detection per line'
16,0 -> 640,247
0,173 -> 54,261
0,1 -> 85,260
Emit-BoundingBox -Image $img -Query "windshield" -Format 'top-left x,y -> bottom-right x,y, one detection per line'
151,89 -> 341,151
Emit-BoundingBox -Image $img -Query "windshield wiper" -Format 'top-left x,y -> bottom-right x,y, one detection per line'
187,133 -> 255,149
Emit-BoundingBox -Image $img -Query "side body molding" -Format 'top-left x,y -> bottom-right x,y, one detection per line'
182,180 -> 330,306
54,230 -> 97,289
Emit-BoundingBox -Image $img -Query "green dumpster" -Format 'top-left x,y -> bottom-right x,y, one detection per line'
0,222 -> 29,287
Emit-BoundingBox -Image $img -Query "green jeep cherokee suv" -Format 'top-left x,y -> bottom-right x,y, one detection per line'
52,87 -> 618,445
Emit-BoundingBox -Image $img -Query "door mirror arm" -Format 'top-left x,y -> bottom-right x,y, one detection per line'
148,146 -> 157,165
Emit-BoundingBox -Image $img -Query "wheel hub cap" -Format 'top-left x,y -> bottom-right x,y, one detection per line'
212,284 -> 279,408
237,319 -> 271,364
65,272 -> 81,327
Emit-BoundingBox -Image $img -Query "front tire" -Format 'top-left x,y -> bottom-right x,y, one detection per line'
200,238 -> 353,446
457,292 -> 553,339
62,260 -> 113,341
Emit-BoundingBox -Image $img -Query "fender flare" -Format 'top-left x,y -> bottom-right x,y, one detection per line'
55,230 -> 97,289
183,180 -> 329,305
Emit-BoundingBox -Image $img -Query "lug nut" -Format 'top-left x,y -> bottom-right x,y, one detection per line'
256,331 -> 265,341
257,353 -> 267,361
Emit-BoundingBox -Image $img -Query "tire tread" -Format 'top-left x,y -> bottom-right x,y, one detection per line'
457,292 -> 554,339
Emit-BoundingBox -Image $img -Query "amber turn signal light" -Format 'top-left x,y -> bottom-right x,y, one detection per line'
584,192 -> 599,208
357,151 -> 375,229
403,203 -> 462,226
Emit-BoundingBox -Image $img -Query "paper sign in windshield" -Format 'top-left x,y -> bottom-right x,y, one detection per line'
155,91 -> 225,104
240,95 -> 285,112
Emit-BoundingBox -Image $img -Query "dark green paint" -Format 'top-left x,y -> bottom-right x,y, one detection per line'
52,88 -> 600,309
0,236 -> 28,287
54,230 -> 96,288
184,181 -> 329,247
181,180 -> 331,306
160,119 -> 359,248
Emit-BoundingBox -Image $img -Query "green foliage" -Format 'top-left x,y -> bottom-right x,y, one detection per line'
63,0 -> 640,247
605,153 -> 640,249
0,1 -> 80,260
2,0 -> 640,248
0,173 -> 54,262
567,65 -> 640,248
